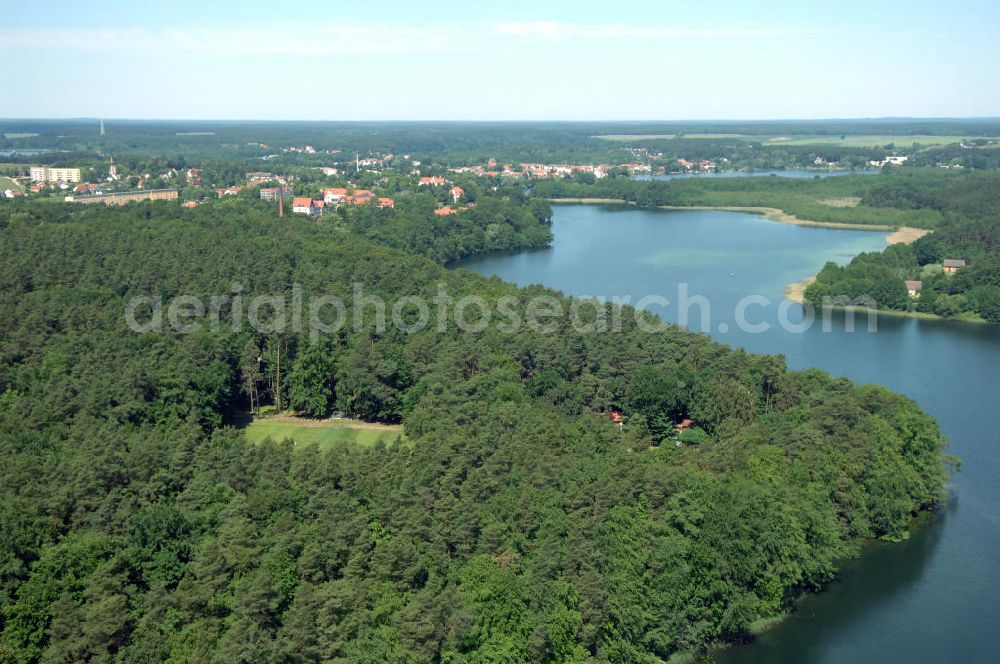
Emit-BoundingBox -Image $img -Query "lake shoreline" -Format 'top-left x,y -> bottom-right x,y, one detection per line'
546,198 -> 930,233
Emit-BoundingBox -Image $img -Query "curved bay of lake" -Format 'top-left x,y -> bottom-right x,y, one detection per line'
453,203 -> 1000,663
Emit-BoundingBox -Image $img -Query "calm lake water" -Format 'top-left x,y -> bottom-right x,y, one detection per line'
454,204 -> 1000,663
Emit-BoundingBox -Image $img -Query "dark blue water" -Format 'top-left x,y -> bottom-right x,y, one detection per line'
454,204 -> 1000,663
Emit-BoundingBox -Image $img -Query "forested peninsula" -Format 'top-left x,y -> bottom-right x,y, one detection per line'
0,201 -> 949,662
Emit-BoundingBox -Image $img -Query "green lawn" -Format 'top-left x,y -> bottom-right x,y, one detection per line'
245,416 -> 406,449
0,176 -> 21,192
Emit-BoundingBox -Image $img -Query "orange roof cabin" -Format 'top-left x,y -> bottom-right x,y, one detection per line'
675,419 -> 694,434
609,411 -> 623,425
434,206 -> 456,216
181,201 -> 199,208
450,185 -> 464,202
377,197 -> 395,208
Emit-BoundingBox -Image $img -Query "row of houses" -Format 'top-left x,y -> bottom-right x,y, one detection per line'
291,188 -> 397,216
677,159 -> 717,171
417,177 -> 464,202
869,155 -> 909,168
451,161 -> 657,179
321,187 -> 394,208
905,259 -> 967,298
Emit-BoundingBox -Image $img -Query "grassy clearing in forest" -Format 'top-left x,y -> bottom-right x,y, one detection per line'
245,413 -> 405,449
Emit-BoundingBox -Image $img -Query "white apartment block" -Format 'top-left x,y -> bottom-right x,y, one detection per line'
30,166 -> 82,183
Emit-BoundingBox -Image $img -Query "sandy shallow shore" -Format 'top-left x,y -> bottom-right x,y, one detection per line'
784,275 -> 817,304
886,226 -> 932,245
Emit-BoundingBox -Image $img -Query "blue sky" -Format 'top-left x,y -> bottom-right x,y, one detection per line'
3,0 -> 998,120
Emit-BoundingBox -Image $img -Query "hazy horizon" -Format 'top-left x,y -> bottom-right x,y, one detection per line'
4,116 -> 1000,124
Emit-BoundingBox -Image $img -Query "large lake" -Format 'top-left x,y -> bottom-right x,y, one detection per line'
454,204 -> 1000,663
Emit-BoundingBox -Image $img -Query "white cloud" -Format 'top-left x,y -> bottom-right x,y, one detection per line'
493,21 -> 794,40
0,25 -> 463,57
0,20 -> 800,59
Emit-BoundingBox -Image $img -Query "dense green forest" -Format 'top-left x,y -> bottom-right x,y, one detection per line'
532,172 -> 944,228
0,200 -> 949,662
341,195 -> 553,264
5,118 -> 999,172
804,171 -> 1000,321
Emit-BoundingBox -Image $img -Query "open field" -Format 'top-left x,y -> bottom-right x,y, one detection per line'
0,176 -> 22,191
760,134 -> 994,147
594,133 -> 676,141
245,413 -> 405,449
595,133 -> 996,147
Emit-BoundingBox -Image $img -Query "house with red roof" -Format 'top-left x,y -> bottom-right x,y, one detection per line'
419,176 -> 449,186
377,197 -> 395,208
350,189 -> 375,205
214,185 -> 242,198
292,196 -> 321,216
434,206 -> 456,216
323,187 -> 349,204
450,186 -> 464,203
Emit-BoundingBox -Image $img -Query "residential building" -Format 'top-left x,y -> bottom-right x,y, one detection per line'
942,259 -> 966,274
260,186 -> 294,201
292,197 -> 322,216
377,197 -> 395,208
905,280 -> 923,297
351,189 -> 374,204
214,185 -> 242,198
323,187 -> 349,204
434,206 -> 456,216
419,176 -> 449,186
450,186 -> 464,203
65,189 -> 178,205
30,166 -> 82,183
